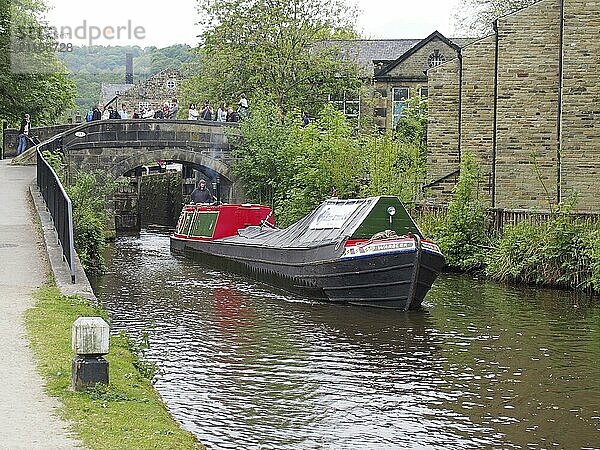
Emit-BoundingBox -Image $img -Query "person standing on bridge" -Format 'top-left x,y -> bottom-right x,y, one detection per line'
200,101 -> 213,121
188,103 -> 199,120
91,105 -> 102,121
216,102 -> 227,122
191,179 -> 216,204
238,93 -> 249,119
17,113 -> 31,155
167,99 -> 180,119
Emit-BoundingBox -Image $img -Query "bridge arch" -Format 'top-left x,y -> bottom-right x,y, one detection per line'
106,148 -> 234,181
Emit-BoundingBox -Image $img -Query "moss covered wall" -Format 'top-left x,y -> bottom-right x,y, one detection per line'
139,173 -> 183,227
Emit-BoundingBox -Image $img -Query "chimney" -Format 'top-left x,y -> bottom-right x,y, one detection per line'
125,53 -> 133,84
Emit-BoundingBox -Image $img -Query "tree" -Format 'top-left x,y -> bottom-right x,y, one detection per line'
455,0 -> 538,36
232,103 -> 364,226
0,0 -> 75,126
186,0 -> 361,114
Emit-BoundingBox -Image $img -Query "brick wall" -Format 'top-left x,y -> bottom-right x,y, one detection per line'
560,0 -> 600,210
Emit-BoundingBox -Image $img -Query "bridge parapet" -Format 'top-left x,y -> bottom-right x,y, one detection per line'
11,119 -> 245,202
2,123 -> 78,158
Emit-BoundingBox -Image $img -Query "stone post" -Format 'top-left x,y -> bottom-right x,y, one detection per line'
71,317 -> 110,391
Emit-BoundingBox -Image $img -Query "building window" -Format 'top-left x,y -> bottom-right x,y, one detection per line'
328,91 -> 360,119
392,87 -> 409,128
419,87 -> 428,98
427,49 -> 445,68
165,79 -> 177,90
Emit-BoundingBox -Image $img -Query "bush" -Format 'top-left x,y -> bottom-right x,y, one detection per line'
486,214 -> 600,291
66,171 -> 124,274
434,153 -> 489,271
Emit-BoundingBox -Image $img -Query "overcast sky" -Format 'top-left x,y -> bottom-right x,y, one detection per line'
44,0 -> 464,48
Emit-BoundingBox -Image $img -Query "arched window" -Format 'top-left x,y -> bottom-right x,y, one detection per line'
427,49 -> 446,68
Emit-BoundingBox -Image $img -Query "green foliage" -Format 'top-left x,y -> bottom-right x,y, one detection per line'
233,102 -> 431,227
230,101 -> 293,207
0,0 -> 76,126
184,0 -> 361,114
58,45 -> 195,113
274,104 -> 364,225
361,133 -> 426,203
394,94 -> 428,153
66,171 -> 123,274
233,103 -> 363,227
486,212 -> 600,292
434,153 -> 489,271
41,149 -> 63,174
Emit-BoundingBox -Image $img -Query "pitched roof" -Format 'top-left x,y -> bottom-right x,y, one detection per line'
319,39 -> 422,76
376,31 -> 461,77
99,83 -> 134,106
319,34 -> 472,78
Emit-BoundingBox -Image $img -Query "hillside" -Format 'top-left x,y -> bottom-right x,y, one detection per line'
58,45 -> 196,112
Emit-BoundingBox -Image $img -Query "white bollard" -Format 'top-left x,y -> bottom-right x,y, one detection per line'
71,317 -> 110,391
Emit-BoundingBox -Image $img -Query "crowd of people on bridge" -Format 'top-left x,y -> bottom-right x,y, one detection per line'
186,94 -> 248,123
84,94 -> 249,123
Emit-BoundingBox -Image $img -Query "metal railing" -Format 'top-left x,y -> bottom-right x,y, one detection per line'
36,149 -> 76,283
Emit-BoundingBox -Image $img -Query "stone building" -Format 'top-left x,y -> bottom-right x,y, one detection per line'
426,0 -> 600,211
101,68 -> 183,117
326,32 -> 466,131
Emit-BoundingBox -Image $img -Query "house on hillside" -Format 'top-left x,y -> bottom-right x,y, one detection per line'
100,68 -> 183,117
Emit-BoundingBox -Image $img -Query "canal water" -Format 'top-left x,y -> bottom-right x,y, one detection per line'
92,231 -> 600,449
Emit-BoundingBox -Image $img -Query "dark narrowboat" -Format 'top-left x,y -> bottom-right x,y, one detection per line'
170,196 -> 445,310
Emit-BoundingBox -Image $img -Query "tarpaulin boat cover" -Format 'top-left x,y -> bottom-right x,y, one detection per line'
224,196 -> 422,249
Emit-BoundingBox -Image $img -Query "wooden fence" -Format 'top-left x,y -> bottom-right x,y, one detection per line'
412,203 -> 600,234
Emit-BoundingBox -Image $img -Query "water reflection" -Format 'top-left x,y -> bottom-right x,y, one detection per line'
92,231 -> 600,449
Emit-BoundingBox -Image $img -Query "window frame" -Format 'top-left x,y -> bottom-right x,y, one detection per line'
392,87 -> 410,128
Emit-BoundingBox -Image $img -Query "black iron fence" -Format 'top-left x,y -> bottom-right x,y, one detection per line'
36,149 -> 76,283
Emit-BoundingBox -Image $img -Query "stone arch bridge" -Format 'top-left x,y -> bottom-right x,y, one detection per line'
9,119 -> 244,202
7,119 -> 245,230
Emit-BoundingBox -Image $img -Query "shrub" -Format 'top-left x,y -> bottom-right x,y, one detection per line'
435,153 -> 489,271
66,171 -> 124,274
486,214 -> 600,291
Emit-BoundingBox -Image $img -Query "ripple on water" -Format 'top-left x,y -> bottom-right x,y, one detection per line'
91,231 -> 600,449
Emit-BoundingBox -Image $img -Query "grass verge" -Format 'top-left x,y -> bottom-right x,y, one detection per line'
25,283 -> 203,449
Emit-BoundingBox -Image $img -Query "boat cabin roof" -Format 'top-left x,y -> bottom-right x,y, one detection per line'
224,196 -> 422,248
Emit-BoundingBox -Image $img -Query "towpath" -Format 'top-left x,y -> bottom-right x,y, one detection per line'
0,159 -> 82,448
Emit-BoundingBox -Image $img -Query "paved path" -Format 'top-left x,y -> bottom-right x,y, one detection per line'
0,160 -> 81,449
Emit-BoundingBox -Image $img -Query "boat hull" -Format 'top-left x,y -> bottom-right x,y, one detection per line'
170,236 -> 444,310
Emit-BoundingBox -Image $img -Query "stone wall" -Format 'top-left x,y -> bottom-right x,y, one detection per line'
560,0 -> 600,210
372,38 -> 460,131
494,0 -> 561,209
385,39 -> 457,80
2,124 -> 77,158
459,35 -> 496,202
371,80 -> 427,130
426,58 -> 461,188
426,0 -> 600,211
139,172 -> 183,227
116,69 -> 183,117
